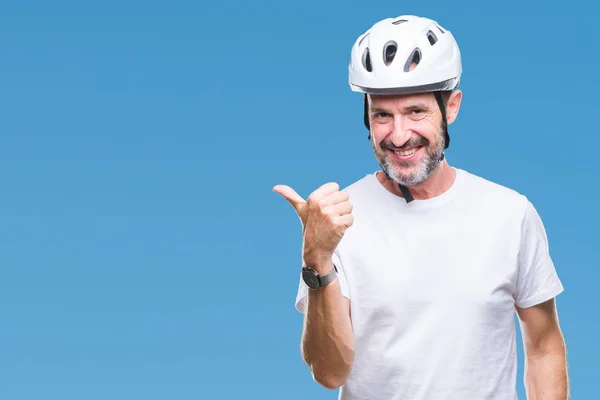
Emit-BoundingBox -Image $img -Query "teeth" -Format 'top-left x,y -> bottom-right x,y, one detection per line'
394,148 -> 418,156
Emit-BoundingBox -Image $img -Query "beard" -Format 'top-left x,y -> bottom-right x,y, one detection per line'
372,128 -> 445,187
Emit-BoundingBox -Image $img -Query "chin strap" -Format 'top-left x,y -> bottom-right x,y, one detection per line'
365,92 -> 449,204
398,181 -> 415,203
383,157 -> 444,204
378,166 -> 415,202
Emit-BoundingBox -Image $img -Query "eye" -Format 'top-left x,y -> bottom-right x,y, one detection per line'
409,109 -> 427,120
373,112 -> 391,118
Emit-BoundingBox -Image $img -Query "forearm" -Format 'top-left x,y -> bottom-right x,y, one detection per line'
524,345 -> 569,399
301,259 -> 355,389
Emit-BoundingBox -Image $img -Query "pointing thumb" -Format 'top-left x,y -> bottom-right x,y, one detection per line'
273,184 -> 306,213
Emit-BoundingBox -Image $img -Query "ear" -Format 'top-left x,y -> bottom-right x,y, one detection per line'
446,90 -> 463,125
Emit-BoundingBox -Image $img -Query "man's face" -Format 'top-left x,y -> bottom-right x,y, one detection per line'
368,92 -> 447,187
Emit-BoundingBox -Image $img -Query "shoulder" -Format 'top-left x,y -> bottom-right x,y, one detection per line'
341,172 -> 377,192
337,172 -> 402,222
457,168 -> 532,221
339,172 -> 382,204
461,168 -> 528,203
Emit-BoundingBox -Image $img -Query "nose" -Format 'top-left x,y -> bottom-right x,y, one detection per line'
388,114 -> 412,147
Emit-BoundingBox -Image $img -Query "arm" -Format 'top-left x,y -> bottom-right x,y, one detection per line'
516,298 -> 569,399
301,257 -> 355,389
273,182 -> 355,389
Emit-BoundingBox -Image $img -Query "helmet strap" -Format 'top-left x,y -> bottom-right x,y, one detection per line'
364,94 -> 371,139
433,91 -> 450,150
378,160 -> 415,203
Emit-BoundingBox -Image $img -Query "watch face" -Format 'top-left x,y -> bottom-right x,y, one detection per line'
302,268 -> 320,289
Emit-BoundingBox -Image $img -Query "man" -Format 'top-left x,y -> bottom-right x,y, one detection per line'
273,15 -> 569,399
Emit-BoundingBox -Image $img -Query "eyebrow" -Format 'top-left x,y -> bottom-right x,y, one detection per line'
370,103 -> 430,113
370,107 -> 391,114
403,103 -> 429,111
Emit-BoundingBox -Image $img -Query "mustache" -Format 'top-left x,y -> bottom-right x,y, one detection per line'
380,136 -> 429,151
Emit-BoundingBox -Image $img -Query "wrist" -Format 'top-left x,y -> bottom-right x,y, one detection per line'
302,262 -> 338,290
303,256 -> 334,275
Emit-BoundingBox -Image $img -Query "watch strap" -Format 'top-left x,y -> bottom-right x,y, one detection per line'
318,264 -> 338,287
302,264 -> 338,290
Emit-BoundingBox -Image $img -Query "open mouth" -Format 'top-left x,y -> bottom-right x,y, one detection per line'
390,146 -> 423,161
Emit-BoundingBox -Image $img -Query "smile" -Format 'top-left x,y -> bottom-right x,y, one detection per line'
390,146 -> 422,160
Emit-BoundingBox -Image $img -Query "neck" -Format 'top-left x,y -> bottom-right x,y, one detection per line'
377,160 -> 456,200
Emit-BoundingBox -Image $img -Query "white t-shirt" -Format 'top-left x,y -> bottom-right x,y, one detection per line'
295,167 -> 564,400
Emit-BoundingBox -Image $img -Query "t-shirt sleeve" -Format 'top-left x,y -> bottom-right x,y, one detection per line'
514,200 -> 564,308
294,250 -> 351,314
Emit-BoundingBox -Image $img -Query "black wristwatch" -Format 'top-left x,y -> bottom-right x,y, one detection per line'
302,264 -> 338,290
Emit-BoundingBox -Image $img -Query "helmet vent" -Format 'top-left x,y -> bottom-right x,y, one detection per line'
427,30 -> 438,45
392,19 -> 408,25
383,41 -> 397,66
437,25 -> 445,34
362,48 -> 372,72
404,48 -> 421,72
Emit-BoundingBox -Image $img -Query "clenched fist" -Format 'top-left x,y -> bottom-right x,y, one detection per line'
273,182 -> 354,270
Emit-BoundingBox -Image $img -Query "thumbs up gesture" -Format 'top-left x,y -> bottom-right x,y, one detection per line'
273,182 -> 354,270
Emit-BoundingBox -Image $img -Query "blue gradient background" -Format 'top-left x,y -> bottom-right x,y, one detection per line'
0,0 -> 597,399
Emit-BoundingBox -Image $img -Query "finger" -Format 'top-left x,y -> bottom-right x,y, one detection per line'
333,201 -> 353,216
273,185 -> 306,213
309,182 -> 340,201
337,214 -> 354,228
324,190 -> 349,206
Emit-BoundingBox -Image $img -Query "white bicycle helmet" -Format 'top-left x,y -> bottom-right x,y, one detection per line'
348,15 -> 463,203
348,15 -> 462,95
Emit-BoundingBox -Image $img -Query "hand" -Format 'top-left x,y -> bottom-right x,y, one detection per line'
273,182 -> 354,269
